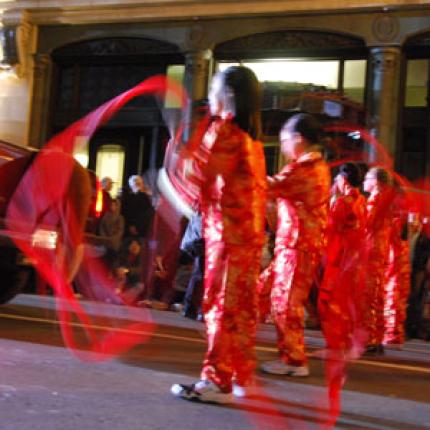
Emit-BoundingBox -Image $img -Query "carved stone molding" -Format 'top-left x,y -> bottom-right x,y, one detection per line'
185,24 -> 205,50
52,37 -> 180,59
33,53 -> 52,77
370,47 -> 400,73
215,30 -> 365,57
372,15 -> 399,43
30,53 -> 53,148
15,20 -> 34,77
184,49 -> 212,78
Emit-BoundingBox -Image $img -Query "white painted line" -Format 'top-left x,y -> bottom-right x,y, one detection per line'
0,312 -> 429,374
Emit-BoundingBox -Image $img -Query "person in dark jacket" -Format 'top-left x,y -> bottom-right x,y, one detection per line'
120,175 -> 154,240
180,211 -> 204,320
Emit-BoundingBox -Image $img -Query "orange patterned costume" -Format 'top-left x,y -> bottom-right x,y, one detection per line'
384,217 -> 411,345
187,117 -> 266,392
266,152 -> 330,366
364,189 -> 393,346
319,187 -> 367,352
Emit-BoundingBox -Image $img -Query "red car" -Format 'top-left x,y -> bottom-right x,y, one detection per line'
0,140 -> 103,303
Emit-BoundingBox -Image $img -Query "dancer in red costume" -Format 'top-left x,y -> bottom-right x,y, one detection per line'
171,66 -> 267,403
318,163 -> 367,356
260,113 -> 330,377
384,215 -> 411,347
363,167 -> 394,354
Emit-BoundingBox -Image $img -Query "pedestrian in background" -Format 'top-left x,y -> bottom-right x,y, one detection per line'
120,175 -> 154,241
100,176 -> 114,219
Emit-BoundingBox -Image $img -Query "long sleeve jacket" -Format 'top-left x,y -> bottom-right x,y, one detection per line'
187,118 -> 267,247
366,188 -> 393,261
268,152 -> 330,253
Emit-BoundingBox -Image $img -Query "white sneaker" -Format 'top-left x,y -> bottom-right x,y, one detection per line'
171,380 -> 233,404
260,360 -> 309,377
232,383 -> 257,398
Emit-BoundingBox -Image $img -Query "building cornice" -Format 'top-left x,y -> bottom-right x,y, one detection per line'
2,1 -> 430,26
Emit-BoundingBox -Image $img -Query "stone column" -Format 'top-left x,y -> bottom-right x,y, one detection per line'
367,46 -> 402,162
182,49 -> 212,141
28,53 -> 53,148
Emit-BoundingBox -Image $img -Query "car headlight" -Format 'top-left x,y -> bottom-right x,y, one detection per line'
31,228 -> 58,250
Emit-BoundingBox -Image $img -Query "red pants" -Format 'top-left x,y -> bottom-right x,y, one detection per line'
319,256 -> 366,353
384,246 -> 411,345
201,241 -> 262,392
257,262 -> 275,322
364,256 -> 387,346
271,247 -> 320,366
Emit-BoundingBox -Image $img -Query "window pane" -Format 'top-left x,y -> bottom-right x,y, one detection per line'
343,60 -> 366,103
165,64 -> 185,108
73,136 -> 89,168
219,60 -> 339,88
96,144 -> 125,197
405,60 -> 428,107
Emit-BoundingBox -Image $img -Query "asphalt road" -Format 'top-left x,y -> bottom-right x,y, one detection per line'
0,294 -> 429,430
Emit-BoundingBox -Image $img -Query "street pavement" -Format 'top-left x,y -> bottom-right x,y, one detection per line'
0,294 -> 429,430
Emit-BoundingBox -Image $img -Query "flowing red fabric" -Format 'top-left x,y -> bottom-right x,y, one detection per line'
6,76 -> 187,360
319,124 -> 428,429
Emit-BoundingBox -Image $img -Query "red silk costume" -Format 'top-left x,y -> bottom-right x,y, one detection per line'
187,117 -> 267,392
319,187 -> 367,353
364,188 -> 393,346
265,152 -> 330,366
384,217 -> 411,345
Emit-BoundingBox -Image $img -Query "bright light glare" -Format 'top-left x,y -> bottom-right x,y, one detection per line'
218,60 -> 339,88
74,152 -> 89,167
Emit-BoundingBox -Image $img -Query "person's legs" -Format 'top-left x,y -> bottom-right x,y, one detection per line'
229,245 -> 261,387
406,270 -> 425,338
200,243 -> 260,392
183,256 -> 204,319
277,251 -> 319,365
262,248 -> 318,374
365,264 -> 386,348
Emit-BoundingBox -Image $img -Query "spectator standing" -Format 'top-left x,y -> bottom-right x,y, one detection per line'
100,176 -> 114,219
99,198 -> 124,266
180,211 -> 204,320
120,175 -> 154,240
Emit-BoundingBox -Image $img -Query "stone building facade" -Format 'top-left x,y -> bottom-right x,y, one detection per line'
1,1 -> 430,183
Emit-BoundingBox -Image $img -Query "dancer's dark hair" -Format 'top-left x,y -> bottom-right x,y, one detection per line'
282,113 -> 322,145
339,162 -> 362,188
221,66 -> 262,140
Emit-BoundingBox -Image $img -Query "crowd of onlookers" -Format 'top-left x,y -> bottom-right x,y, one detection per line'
93,170 -> 430,341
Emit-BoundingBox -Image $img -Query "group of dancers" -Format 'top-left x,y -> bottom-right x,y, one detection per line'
170,65 -> 414,404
